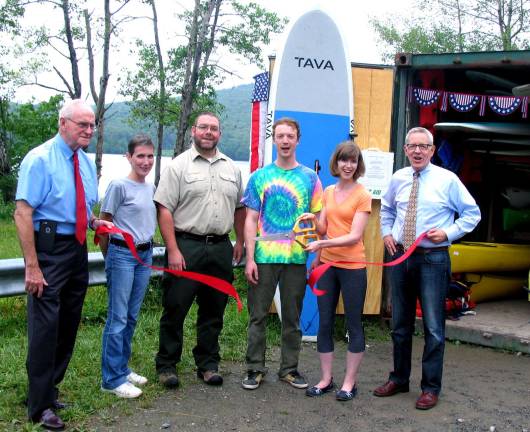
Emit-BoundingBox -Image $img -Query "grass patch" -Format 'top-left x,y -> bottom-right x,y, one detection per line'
0,220 -> 21,259
331,314 -> 391,345
0,268 -> 289,431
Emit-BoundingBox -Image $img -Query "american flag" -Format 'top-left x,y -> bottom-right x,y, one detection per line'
249,72 -> 269,172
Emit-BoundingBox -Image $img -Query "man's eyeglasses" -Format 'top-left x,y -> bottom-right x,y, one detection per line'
195,124 -> 220,133
67,118 -> 97,131
405,143 -> 432,151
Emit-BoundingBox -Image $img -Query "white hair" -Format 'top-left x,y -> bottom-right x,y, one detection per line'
405,127 -> 433,146
58,99 -> 94,125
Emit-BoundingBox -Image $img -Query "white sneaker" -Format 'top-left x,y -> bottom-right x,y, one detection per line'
127,371 -> 148,386
102,382 -> 142,398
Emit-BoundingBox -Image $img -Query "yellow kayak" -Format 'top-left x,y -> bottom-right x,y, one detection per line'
450,242 -> 530,273
464,273 -> 527,303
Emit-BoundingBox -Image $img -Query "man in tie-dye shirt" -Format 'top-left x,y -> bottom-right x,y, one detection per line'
241,117 -> 323,391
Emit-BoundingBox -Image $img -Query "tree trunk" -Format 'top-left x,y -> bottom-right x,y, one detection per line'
0,98 -> 13,201
151,0 -> 166,183
85,0 -> 112,179
456,0 -> 464,52
95,119 -> 104,179
61,0 -> 82,98
174,0 -> 219,157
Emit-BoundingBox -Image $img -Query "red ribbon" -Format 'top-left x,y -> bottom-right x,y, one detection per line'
307,232 -> 429,296
95,225 -> 243,312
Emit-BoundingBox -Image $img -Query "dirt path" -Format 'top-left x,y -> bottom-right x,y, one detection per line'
89,337 -> 530,432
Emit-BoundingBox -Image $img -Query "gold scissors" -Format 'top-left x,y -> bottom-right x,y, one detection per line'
253,219 -> 318,248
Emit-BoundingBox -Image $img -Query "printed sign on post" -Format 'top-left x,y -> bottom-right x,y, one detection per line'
358,150 -> 394,199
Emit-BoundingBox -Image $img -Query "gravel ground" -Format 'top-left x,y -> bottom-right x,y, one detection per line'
89,337 -> 530,432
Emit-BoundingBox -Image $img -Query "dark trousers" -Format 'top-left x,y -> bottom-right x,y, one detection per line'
389,249 -> 450,395
155,235 -> 233,374
27,236 -> 88,420
316,267 -> 367,354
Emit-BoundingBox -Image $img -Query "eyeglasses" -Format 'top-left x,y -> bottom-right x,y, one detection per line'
67,118 -> 97,131
195,124 -> 220,133
405,143 -> 432,151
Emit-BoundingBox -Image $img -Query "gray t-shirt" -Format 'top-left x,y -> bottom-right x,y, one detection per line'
101,177 -> 156,243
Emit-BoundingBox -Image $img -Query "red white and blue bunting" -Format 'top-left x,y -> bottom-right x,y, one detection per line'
409,86 -> 528,119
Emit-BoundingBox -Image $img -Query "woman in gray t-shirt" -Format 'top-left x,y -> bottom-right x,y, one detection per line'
98,134 -> 156,398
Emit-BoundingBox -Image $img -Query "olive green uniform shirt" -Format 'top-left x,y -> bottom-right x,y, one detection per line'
154,145 -> 243,235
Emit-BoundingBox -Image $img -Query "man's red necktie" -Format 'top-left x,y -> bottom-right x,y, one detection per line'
73,151 -> 87,244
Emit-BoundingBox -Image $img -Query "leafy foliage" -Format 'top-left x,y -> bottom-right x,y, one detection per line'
372,19 -> 464,62
90,84 -> 253,160
122,0 -> 285,160
0,95 -> 62,201
371,0 -> 530,61
0,0 -> 23,33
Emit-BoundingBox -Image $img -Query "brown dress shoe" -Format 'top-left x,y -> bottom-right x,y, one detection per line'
197,370 -> 223,386
415,391 -> 438,410
373,380 -> 410,397
158,371 -> 179,389
36,408 -> 65,430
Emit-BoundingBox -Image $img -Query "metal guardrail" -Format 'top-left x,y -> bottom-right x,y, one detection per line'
0,245 -> 244,298
0,247 -> 167,298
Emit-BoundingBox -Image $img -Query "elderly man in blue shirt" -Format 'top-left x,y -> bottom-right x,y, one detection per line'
14,99 -> 111,430
373,126 -> 481,410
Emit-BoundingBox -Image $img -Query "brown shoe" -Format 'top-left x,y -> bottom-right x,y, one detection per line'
415,391 -> 438,410
373,380 -> 409,397
197,370 -> 223,386
158,371 -> 179,389
35,408 -> 65,430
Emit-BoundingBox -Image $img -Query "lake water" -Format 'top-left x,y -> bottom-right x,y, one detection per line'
88,153 -> 250,198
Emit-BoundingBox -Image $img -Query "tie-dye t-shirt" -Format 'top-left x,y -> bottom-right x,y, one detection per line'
242,163 -> 323,264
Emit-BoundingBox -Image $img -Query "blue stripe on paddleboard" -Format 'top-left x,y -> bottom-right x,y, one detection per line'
272,110 -> 352,337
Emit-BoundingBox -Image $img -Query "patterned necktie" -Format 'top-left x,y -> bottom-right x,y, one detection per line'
73,151 -> 87,244
402,171 -> 419,250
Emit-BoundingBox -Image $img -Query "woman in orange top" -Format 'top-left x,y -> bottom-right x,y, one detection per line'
300,141 -> 371,401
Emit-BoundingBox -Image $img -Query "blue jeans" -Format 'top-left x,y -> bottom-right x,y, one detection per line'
101,244 -> 152,390
389,249 -> 450,395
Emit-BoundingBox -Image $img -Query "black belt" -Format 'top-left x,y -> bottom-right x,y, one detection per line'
33,232 -> 75,240
397,244 -> 448,254
110,237 -> 152,251
175,231 -> 229,244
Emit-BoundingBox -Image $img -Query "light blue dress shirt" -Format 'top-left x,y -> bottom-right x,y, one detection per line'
380,163 -> 481,248
16,134 -> 98,234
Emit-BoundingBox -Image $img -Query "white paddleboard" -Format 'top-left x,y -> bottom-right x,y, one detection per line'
266,8 -> 353,338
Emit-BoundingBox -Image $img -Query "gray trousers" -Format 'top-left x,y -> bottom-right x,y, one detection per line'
245,264 -> 307,377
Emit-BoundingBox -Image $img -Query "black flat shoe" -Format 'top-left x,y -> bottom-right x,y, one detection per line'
336,385 -> 358,401
305,379 -> 334,397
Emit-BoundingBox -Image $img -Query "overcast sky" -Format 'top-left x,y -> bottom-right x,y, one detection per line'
220,0 -> 414,88
12,0 -> 414,102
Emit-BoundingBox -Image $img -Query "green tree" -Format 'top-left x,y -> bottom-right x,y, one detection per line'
122,0 -> 285,165
372,0 -> 530,61
174,0 -> 285,157
0,0 -> 25,202
121,0 -> 178,185
371,20 -> 462,62
1,95 -> 63,201
5,0 -> 135,179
